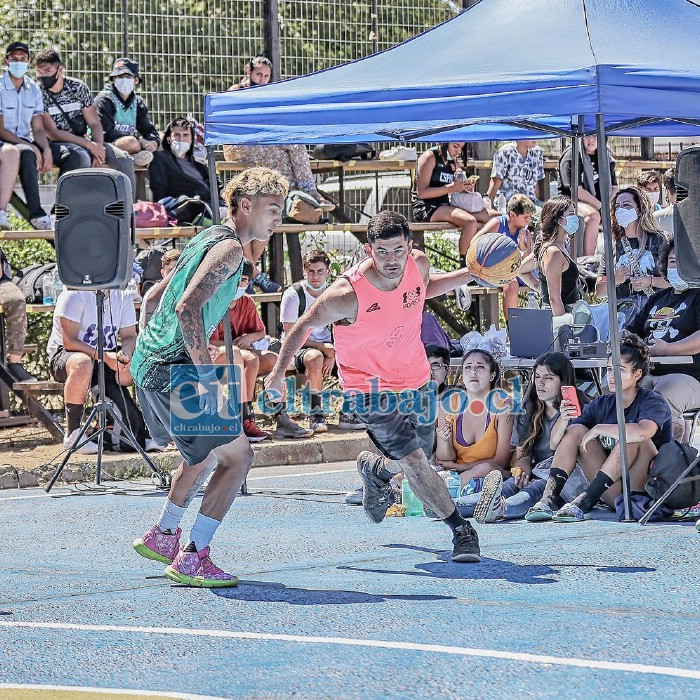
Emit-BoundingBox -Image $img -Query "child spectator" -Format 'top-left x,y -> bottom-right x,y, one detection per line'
528,332 -> 673,522
487,140 -> 545,206
35,49 -> 136,193
94,58 -> 159,168
0,41 -> 53,230
140,248 -> 181,331
637,170 -> 662,211
211,259 -> 311,441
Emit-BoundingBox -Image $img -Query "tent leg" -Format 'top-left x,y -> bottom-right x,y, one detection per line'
596,113 -> 633,522
571,115 -> 583,258
207,146 -> 221,226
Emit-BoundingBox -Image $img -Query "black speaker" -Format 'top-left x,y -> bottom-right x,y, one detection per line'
674,147 -> 700,286
54,168 -> 134,290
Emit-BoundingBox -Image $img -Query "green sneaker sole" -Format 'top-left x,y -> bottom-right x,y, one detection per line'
164,565 -> 239,588
133,540 -> 172,564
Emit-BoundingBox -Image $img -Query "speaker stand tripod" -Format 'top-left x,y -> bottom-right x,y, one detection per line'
46,290 -> 169,493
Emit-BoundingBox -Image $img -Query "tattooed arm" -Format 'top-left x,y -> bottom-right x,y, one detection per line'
175,238 -> 243,371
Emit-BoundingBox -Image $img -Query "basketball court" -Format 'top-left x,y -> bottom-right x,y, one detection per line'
1,462 -> 698,699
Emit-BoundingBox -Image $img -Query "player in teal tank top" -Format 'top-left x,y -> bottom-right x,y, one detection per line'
131,167 -> 290,588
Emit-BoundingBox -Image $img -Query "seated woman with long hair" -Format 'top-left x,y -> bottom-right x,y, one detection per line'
457,352 -> 588,522
435,349 -> 513,495
527,332 -> 673,522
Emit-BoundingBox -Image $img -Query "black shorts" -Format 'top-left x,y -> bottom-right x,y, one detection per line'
345,383 -> 436,461
50,346 -> 117,385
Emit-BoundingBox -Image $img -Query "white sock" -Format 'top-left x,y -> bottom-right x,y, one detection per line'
188,512 -> 221,551
157,499 -> 186,533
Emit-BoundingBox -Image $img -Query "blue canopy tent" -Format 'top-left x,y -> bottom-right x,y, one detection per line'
203,0 -> 700,520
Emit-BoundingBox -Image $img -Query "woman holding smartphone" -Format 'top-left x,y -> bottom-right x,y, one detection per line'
467,352 -> 588,523
527,332 -> 673,522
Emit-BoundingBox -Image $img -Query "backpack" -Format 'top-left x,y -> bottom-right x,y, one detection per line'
13,263 -> 57,303
135,244 -> 168,296
133,201 -> 170,228
159,195 -> 212,227
311,143 -> 377,162
91,382 -> 147,453
645,440 -> 700,509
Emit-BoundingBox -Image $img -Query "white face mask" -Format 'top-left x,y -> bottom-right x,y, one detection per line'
615,207 -> 638,228
170,140 -> 189,158
667,268 -> 689,292
232,286 -> 246,301
8,61 -> 29,78
304,279 -> 328,292
114,77 -> 135,96
646,191 -> 660,206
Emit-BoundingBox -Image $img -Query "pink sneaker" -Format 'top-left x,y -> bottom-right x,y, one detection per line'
164,546 -> 239,588
133,524 -> 181,564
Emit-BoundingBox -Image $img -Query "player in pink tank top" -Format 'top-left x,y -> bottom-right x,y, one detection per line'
266,211 -> 484,563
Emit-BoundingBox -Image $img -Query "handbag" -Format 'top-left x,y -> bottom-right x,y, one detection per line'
284,190 -> 322,224
645,440 -> 700,509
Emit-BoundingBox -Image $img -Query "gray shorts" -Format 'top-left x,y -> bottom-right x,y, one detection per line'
345,383 -> 436,461
136,384 -> 242,466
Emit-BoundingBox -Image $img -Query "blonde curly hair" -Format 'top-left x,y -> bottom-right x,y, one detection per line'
223,166 -> 289,214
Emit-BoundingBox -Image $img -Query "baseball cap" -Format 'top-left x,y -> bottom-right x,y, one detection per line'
108,57 -> 141,81
6,42 -> 30,56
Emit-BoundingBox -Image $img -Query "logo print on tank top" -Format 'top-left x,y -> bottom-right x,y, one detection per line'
387,325 -> 404,347
366,302 -> 381,313
402,286 -> 421,309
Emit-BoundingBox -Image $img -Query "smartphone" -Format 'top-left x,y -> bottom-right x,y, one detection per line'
560,385 -> 581,417
466,175 -> 480,183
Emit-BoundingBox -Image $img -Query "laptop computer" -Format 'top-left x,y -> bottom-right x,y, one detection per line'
507,308 -> 555,359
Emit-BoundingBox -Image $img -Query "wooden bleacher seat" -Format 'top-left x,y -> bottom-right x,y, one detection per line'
12,380 -> 63,393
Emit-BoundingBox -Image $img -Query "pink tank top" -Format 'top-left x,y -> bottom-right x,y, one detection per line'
334,254 -> 431,392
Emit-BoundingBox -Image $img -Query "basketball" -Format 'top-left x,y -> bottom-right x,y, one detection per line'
466,232 -> 521,287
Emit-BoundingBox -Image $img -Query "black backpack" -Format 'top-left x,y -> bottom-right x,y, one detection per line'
13,263 -> 57,303
311,143 -> 377,162
91,382 -> 147,453
135,245 -> 168,296
645,440 -> 700,509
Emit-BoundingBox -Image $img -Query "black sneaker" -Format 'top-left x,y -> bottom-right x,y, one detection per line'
357,450 -> 395,524
337,411 -> 366,431
451,522 -> 481,563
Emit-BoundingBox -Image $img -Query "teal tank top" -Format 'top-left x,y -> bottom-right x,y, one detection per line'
131,225 -> 242,391
101,89 -> 137,136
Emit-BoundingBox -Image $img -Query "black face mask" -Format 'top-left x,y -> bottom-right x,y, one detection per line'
38,74 -> 59,90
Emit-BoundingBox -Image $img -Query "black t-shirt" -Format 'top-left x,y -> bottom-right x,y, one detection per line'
626,287 -> 700,381
572,386 -> 673,449
557,146 -> 618,200
512,411 -> 559,466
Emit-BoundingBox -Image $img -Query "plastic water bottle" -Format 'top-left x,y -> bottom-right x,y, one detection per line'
53,270 -> 63,298
526,292 -> 539,309
447,471 -> 462,499
482,195 -> 492,210
496,192 -> 507,215
401,477 -> 424,516
42,272 -> 55,305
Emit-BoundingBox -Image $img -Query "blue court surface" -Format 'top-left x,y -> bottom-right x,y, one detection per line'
1,461 -> 699,700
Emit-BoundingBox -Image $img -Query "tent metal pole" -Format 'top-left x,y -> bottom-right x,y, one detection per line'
207,145 -> 221,226
571,116 -> 583,258
596,113 -> 633,521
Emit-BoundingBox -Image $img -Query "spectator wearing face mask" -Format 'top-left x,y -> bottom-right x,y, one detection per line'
637,170 -> 663,211
94,57 -> 159,168
228,54 -> 273,91
148,117 -> 225,220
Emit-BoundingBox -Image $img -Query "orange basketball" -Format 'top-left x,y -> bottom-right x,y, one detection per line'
466,232 -> 521,287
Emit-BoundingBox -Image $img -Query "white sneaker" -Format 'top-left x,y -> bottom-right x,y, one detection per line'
474,470 -> 506,524
30,214 -> 52,231
0,210 -> 10,231
132,150 -> 154,167
63,428 -> 99,455
455,284 -> 472,311
145,438 -> 167,452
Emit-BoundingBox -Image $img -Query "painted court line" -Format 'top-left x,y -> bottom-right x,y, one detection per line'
0,684 -> 226,699
2,621 -> 700,682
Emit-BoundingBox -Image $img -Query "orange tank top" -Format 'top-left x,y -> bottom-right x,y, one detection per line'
450,412 -> 499,465
334,254 -> 430,392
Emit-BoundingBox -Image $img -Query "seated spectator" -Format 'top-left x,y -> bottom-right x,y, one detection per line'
0,246 -> 37,382
280,249 -> 338,434
653,167 -> 676,238
0,142 -> 19,230
209,258 -> 309,441
595,186 -> 669,321
527,332 -> 673,522
474,194 -> 537,313
486,140 -> 545,206
457,353 -> 588,522
140,248 -> 181,330
412,142 -> 479,265
0,41 -> 52,230
625,238 -> 700,440
223,57 -> 332,294
534,195 -> 582,316
149,117 -> 225,221
47,288 -> 160,453
557,135 -> 618,256
637,170 -> 662,211
94,58 -> 159,168
35,49 -> 136,193
436,349 -> 513,494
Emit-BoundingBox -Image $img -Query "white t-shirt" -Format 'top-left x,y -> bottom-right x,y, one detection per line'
280,283 -> 331,343
47,290 -> 137,358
